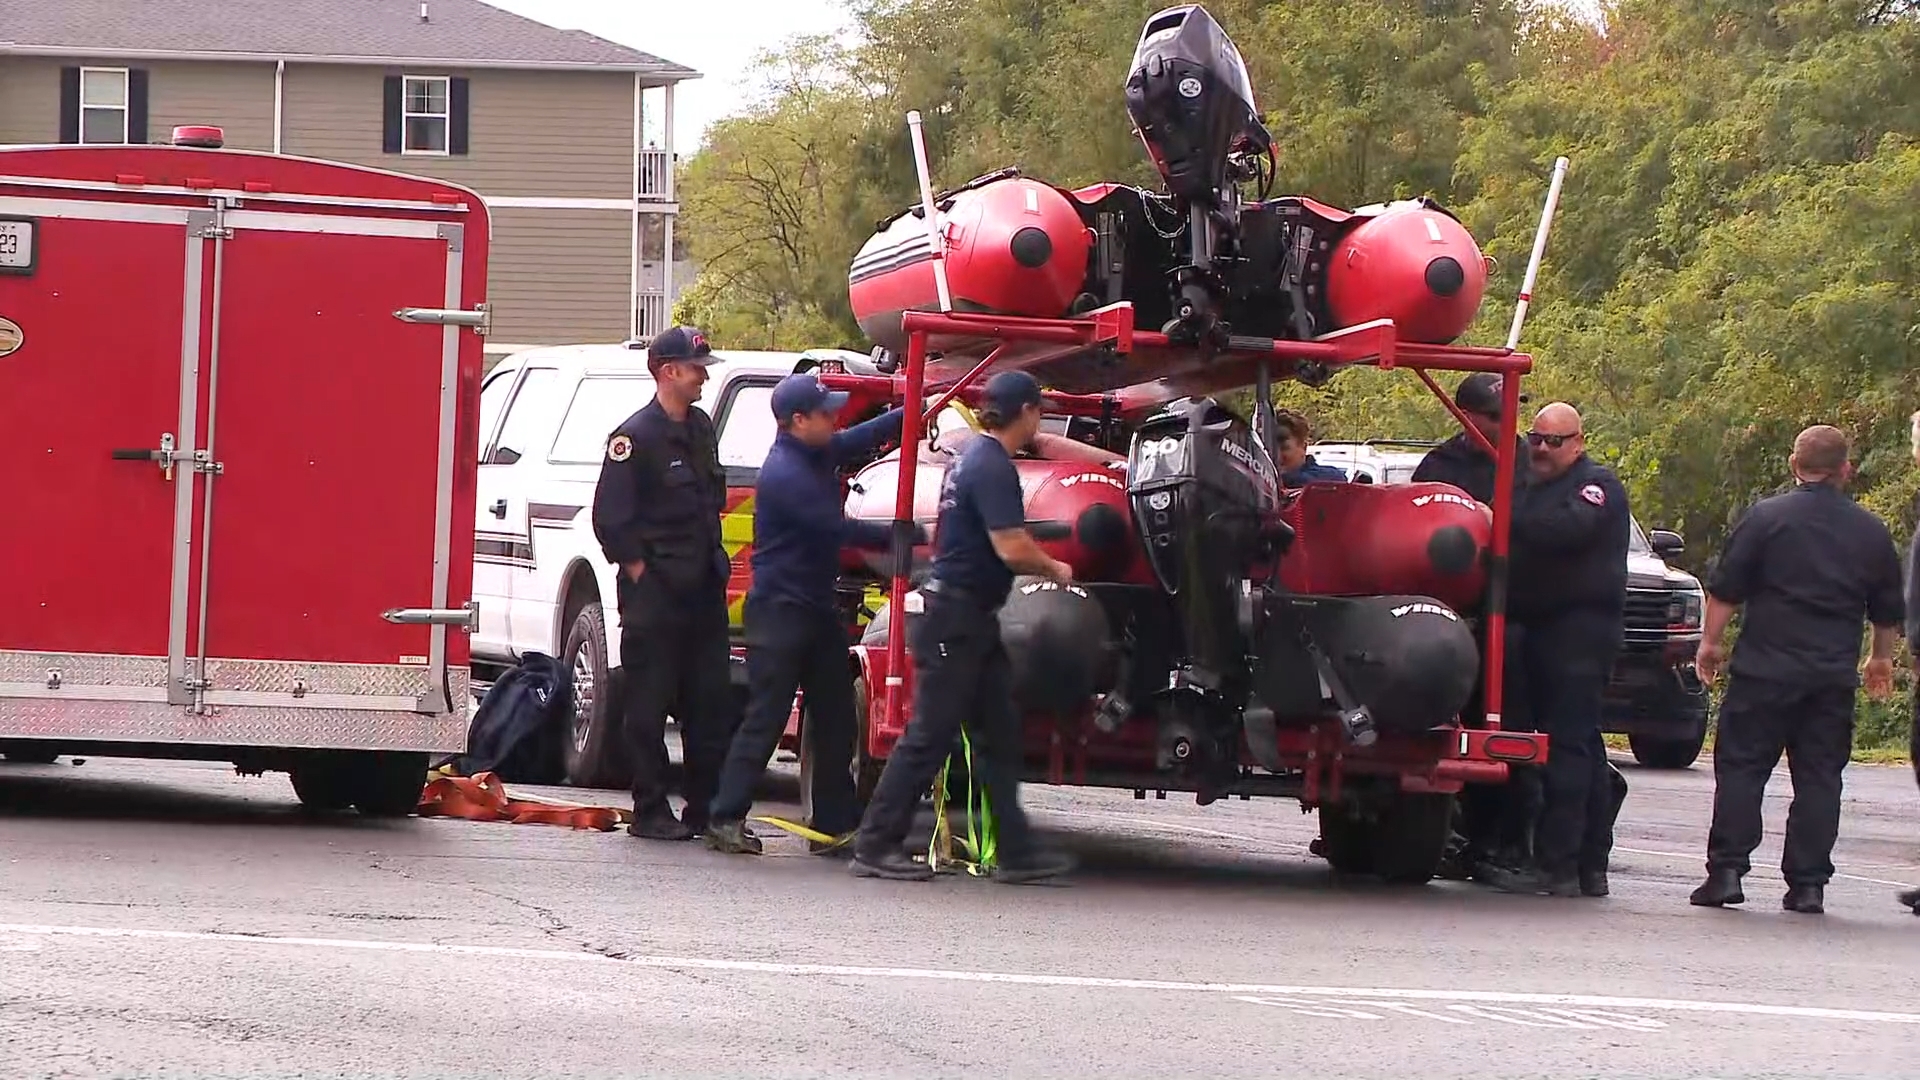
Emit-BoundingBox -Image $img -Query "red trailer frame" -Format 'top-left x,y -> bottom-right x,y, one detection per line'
0,138 -> 486,792
854,301 -> 1546,804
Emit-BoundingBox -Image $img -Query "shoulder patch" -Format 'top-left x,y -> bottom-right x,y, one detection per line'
607,434 -> 633,463
1579,483 -> 1606,507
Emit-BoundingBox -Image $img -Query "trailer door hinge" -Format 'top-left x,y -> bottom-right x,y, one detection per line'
393,303 -> 489,336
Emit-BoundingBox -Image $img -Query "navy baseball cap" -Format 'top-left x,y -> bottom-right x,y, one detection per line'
648,325 -> 715,364
1455,372 -> 1528,417
981,370 -> 1044,416
770,373 -> 849,420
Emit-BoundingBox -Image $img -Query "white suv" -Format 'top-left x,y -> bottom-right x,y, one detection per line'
471,342 -> 865,786
1302,439 -> 1435,485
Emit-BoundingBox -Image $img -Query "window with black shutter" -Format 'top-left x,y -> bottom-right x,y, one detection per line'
59,66 -> 146,144
383,73 -> 469,156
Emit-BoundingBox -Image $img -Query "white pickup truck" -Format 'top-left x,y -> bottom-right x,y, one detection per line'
469,342 -> 876,787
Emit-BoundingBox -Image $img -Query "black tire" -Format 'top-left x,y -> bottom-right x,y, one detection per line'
349,751 -> 431,818
560,601 -> 627,790
289,752 -> 357,811
1316,803 -> 1377,875
1,746 -> 60,765
1629,731 -> 1705,769
1370,791 -> 1456,885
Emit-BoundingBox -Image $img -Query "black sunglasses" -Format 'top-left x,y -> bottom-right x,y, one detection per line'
1526,430 -> 1575,449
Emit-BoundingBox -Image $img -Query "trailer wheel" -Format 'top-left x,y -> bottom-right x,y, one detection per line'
350,751 -> 431,818
561,602 -> 626,789
1370,791 -> 1456,885
1315,803 -> 1377,876
289,753 -> 357,812
1629,731 -> 1704,770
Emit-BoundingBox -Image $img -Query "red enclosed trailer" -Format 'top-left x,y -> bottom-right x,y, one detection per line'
0,130 -> 488,814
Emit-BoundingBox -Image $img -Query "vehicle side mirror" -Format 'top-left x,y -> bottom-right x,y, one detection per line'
1649,529 -> 1684,557
490,446 -> 523,466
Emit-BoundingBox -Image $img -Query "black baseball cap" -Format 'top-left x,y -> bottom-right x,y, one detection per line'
770,373 -> 849,419
648,325 -> 716,364
981,370 -> 1044,416
1455,372 -> 1528,417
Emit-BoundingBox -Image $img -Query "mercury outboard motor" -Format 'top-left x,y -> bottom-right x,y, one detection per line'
1124,4 -> 1273,344
1128,396 -> 1284,796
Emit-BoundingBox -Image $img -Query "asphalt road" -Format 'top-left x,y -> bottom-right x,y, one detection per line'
2,750 -> 1917,1080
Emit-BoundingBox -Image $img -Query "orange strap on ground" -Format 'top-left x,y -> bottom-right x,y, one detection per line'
415,771 -> 630,832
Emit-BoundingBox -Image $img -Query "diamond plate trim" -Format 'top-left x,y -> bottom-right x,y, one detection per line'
0,699 -> 467,752
201,658 -> 437,698
0,651 -> 169,688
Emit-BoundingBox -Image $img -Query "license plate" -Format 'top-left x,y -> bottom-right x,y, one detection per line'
0,218 -> 35,274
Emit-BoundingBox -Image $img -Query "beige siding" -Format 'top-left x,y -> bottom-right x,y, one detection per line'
0,56 -> 273,148
486,206 -> 632,345
0,57 -> 62,144
280,64 -> 634,198
147,61 -> 276,151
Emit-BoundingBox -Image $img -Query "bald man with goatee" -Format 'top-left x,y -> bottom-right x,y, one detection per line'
1484,402 -> 1631,899
1691,424 -> 1904,916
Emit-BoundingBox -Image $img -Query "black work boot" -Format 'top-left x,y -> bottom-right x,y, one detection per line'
1898,887 -> 1920,914
1689,868 -> 1745,907
1484,864 -> 1580,897
1783,883 -> 1825,914
850,846 -> 934,881
1579,867 -> 1609,898
703,820 -> 763,855
993,847 -> 1076,886
628,805 -> 694,842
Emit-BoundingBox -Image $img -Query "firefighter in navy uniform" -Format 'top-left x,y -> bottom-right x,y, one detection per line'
703,374 -> 907,856
849,370 -> 1076,885
1486,402 -> 1631,898
1412,373 -> 1538,880
590,326 -> 736,842
1689,425 -> 1904,916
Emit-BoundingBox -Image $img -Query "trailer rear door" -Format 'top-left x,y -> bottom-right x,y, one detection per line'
182,207 -> 468,737
0,196 -> 200,728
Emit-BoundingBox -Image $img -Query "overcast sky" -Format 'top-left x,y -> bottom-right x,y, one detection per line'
485,0 -> 857,150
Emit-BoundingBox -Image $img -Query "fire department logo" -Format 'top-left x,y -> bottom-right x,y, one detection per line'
0,315 -> 21,358
1580,483 -> 1606,507
607,434 -> 633,462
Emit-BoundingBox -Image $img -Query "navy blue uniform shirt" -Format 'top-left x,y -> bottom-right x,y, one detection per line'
1507,454 -> 1630,622
1710,482 -> 1904,688
747,408 -> 905,612
929,433 -> 1027,606
590,399 -> 729,596
1282,454 -> 1348,487
1411,431 -> 1529,505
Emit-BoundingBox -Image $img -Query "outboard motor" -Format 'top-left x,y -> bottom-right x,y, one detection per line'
1124,4 -> 1272,344
1127,396 -> 1281,795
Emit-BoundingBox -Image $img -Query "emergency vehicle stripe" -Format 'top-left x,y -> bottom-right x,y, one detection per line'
723,495 -> 755,629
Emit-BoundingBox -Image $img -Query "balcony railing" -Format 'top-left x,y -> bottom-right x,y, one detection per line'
638,149 -> 673,201
636,291 -> 671,337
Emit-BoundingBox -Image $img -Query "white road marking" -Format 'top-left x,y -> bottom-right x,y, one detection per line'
4,921 -> 1917,1026
1611,845 -> 1919,889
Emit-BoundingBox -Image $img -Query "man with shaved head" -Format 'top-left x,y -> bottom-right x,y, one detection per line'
1691,425 -> 1904,915
1484,401 -> 1631,898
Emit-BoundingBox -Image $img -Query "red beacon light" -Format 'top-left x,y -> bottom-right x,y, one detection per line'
171,125 -> 225,149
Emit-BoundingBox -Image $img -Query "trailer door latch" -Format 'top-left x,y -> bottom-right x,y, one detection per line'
111,432 -> 180,480
393,303 -> 490,336
381,600 -> 479,633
